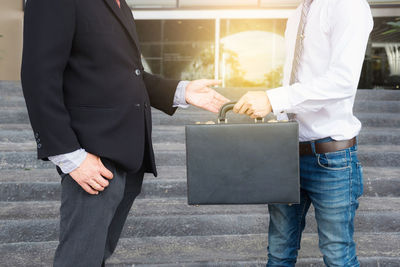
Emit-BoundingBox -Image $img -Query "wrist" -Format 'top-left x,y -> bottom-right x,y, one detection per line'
174,81 -> 190,108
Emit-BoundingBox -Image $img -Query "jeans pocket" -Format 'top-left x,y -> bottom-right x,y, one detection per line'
317,150 -> 350,171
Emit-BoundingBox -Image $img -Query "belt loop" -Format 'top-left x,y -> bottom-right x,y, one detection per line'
310,141 -> 317,155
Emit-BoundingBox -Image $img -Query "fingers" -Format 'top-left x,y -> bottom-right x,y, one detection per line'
195,90 -> 230,113
99,159 -> 114,180
211,91 -> 230,111
201,103 -> 220,113
78,173 -> 109,195
69,154 -> 116,195
250,114 -> 259,119
246,109 -> 254,116
233,96 -> 246,113
213,91 -> 230,105
238,103 -> 250,114
80,182 -> 99,195
203,79 -> 222,87
95,175 -> 110,188
88,179 -> 105,192
251,111 -> 267,119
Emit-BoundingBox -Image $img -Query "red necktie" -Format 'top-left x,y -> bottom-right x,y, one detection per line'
115,0 -> 121,8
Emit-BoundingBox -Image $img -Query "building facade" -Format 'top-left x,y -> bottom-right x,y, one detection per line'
1,0 -> 399,90
129,0 -> 400,90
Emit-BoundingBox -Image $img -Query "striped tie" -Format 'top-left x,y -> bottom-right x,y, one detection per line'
289,0 -> 314,85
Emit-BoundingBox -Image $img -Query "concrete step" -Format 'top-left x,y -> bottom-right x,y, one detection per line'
0,166 -> 185,182
1,197 -> 399,243
0,140 -> 183,152
1,209 -> 399,244
0,96 -> 26,108
1,125 -> 400,146
0,146 -> 186,169
357,113 -> 400,128
355,89 -> 400,101
0,126 -> 186,146
0,233 -> 399,266
1,169 -> 400,201
0,164 -> 397,180
1,144 -> 400,170
0,81 -> 24,97
359,127 -> 400,145
353,100 -> 400,113
2,197 -> 399,221
108,257 -> 400,267
0,165 -> 397,183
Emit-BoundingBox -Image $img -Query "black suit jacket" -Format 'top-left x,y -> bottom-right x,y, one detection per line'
21,0 -> 179,174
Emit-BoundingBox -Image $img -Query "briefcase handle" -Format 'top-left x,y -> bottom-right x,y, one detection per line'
218,101 -> 264,124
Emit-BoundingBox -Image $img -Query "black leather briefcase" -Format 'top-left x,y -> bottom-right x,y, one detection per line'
186,102 -> 300,205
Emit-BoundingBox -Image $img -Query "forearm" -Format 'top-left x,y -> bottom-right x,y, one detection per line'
21,0 -> 81,159
267,75 -> 356,115
142,71 -> 180,115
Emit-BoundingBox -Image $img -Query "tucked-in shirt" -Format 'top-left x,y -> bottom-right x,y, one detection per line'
266,0 -> 373,142
49,81 -> 189,173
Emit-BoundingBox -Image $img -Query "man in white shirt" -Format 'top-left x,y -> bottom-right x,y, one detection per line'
233,0 -> 373,266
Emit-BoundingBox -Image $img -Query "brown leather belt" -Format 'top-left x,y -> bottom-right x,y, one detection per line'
299,137 -> 357,156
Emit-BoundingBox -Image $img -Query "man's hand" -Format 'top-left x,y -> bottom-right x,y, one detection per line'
185,79 -> 230,113
69,153 -> 114,195
233,91 -> 272,118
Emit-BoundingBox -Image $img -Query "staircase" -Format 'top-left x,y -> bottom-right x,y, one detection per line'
0,80 -> 399,266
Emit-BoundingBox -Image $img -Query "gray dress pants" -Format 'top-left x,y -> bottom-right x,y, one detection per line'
53,158 -> 144,267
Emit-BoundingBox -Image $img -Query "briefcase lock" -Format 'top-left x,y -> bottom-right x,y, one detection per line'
218,102 -> 265,124
217,118 -> 228,124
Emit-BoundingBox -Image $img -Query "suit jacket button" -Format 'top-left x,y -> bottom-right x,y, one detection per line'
37,144 -> 42,149
135,69 -> 141,76
35,133 -> 39,139
144,103 -> 148,109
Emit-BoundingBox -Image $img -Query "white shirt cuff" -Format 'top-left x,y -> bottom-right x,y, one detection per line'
266,86 -> 292,116
173,81 -> 190,108
48,148 -> 88,174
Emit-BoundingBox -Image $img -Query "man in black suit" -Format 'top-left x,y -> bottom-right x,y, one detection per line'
21,0 -> 229,266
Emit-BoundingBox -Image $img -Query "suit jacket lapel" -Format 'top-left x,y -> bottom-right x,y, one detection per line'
103,0 -> 141,55
120,0 -> 142,54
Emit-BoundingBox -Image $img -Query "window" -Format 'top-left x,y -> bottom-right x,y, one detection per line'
135,20 -> 215,80
360,17 -> 400,89
136,18 -> 286,88
219,19 -> 286,88
135,15 -> 400,90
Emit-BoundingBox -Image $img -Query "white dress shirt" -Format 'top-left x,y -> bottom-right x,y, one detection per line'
49,81 -> 190,173
267,0 -> 373,142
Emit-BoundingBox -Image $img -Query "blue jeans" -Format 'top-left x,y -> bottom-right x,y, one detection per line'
267,138 -> 363,267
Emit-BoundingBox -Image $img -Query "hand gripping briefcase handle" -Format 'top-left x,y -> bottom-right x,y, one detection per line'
217,101 -> 265,124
